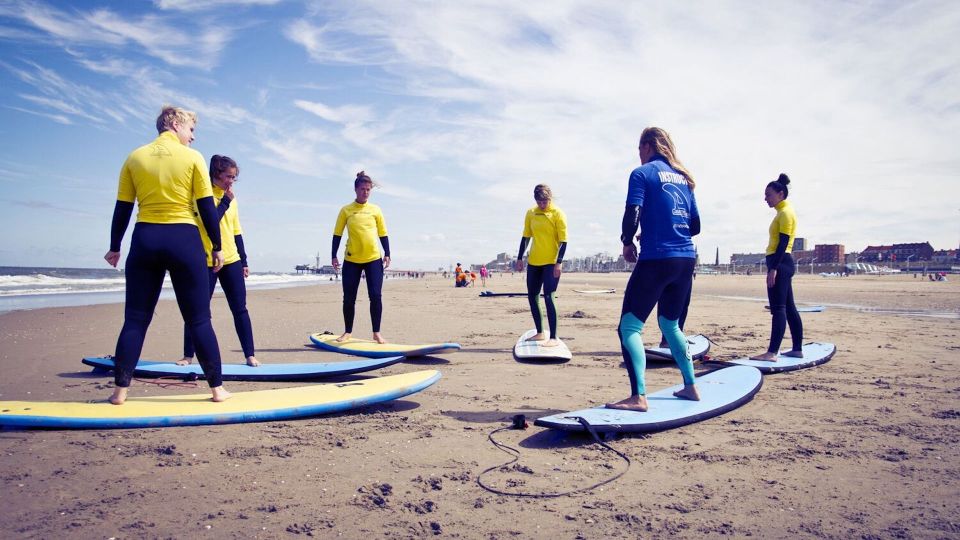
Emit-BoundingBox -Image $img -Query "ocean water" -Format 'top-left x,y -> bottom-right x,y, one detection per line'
0,266 -> 337,314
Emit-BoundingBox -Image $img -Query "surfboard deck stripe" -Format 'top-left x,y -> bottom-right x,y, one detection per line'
645,334 -> 711,362
81,355 -> 405,381
535,365 -> 763,433
309,332 -> 461,358
513,329 -> 572,361
0,370 -> 441,429
715,342 -> 836,373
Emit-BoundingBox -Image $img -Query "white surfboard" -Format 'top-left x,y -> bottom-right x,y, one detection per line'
645,334 -> 711,362
765,305 -> 825,313
718,342 -> 835,373
535,365 -> 763,433
572,288 -> 616,294
513,329 -> 572,361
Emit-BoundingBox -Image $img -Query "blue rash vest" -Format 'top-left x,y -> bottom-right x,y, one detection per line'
625,155 -> 699,261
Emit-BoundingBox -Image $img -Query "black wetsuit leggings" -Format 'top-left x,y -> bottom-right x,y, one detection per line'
765,253 -> 803,353
342,259 -> 384,333
526,263 -> 560,339
114,223 -> 222,387
183,260 -> 254,359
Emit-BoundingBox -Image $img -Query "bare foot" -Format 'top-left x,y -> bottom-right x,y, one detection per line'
335,332 -> 352,343
109,387 -> 128,405
175,357 -> 193,366
782,350 -> 804,358
246,356 -> 260,367
526,332 -> 546,342
673,385 -> 700,401
605,395 -> 648,412
372,332 -> 387,344
541,338 -> 561,348
211,386 -> 232,402
749,352 -> 779,362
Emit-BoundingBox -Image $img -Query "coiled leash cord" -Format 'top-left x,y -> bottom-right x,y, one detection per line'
476,415 -> 631,498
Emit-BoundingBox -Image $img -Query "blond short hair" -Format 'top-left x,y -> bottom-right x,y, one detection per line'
156,105 -> 198,135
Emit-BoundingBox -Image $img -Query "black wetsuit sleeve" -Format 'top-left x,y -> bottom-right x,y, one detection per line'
620,204 -> 641,245
690,215 -> 701,237
769,233 -> 790,269
332,235 -> 342,259
517,237 -> 529,261
380,236 -> 391,258
196,196 -> 222,252
109,200 -> 135,252
556,242 -> 567,264
236,234 -> 247,267
216,196 -> 231,219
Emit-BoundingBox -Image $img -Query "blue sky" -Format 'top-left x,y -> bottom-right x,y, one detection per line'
0,0 -> 957,272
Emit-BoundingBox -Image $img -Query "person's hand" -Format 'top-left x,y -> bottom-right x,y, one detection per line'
383,256 -> 391,269
553,262 -> 563,278
212,250 -> 225,273
223,185 -> 235,200
623,244 -> 638,264
766,269 -> 777,288
104,250 -> 121,268
243,266 -> 249,279
514,259 -> 524,272
332,257 -> 340,272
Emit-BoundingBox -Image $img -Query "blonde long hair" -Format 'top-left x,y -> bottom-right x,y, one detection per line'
640,127 -> 695,189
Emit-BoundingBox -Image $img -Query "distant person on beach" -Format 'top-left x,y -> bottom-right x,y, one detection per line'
607,127 -> 700,412
331,171 -> 391,344
177,155 -> 259,368
749,173 -> 804,361
479,265 -> 488,287
103,105 -> 229,405
469,271 -> 477,287
514,184 -> 567,347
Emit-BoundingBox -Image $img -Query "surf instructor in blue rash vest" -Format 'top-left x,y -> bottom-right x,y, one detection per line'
177,155 -> 260,368
104,105 -> 230,405
514,184 -> 568,347
607,127 -> 701,412
331,171 -> 391,344
750,174 -> 804,361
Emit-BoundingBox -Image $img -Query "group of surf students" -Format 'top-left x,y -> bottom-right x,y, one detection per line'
103,106 -> 804,412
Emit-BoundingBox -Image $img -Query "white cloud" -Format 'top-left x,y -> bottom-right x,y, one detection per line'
154,0 -> 281,11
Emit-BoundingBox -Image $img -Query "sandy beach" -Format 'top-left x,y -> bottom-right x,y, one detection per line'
1,272 -> 958,538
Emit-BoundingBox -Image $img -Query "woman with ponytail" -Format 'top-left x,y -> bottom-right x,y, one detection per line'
607,127 -> 701,412
750,174 -> 804,361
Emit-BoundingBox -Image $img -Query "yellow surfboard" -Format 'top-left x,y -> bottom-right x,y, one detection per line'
0,370 -> 440,429
309,332 -> 461,358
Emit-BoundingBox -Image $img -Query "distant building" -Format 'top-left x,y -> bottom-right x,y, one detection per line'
794,237 -> 807,251
932,249 -> 958,263
730,253 -> 766,267
861,242 -> 934,263
814,244 -> 845,264
791,250 -> 815,263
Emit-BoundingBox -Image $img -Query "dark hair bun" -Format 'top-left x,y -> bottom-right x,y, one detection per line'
777,173 -> 790,185
356,171 -> 366,180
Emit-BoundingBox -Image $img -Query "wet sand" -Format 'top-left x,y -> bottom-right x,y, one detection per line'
1,273 -> 958,538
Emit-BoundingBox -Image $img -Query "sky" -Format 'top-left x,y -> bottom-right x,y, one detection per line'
0,0 -> 957,272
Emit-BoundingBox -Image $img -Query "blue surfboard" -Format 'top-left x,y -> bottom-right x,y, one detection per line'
716,342 -> 836,374
535,365 -> 763,433
645,334 -> 711,362
0,370 -> 441,429
81,355 -> 405,381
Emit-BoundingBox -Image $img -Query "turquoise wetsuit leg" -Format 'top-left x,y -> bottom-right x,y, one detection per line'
658,315 -> 695,385
618,312 -> 646,395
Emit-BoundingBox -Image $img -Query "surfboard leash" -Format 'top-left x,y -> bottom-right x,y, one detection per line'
476,415 -> 631,498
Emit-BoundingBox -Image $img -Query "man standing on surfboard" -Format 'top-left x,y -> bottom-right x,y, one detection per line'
607,127 -> 701,412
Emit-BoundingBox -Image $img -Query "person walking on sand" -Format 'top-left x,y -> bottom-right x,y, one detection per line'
331,171 -> 391,344
104,105 -> 230,405
514,184 -> 567,347
177,155 -> 260,368
749,174 -> 804,361
607,127 -> 700,412
480,265 -> 488,287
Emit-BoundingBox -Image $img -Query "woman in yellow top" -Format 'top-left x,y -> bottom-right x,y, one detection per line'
514,184 -> 568,347
177,155 -> 260,368
331,171 -> 391,344
103,105 -> 229,404
750,173 -> 804,361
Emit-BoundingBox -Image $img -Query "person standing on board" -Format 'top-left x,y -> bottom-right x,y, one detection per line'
514,184 -> 568,347
331,171 -> 391,344
104,105 -> 229,405
607,127 -> 700,412
750,174 -> 804,361
177,155 -> 260,368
